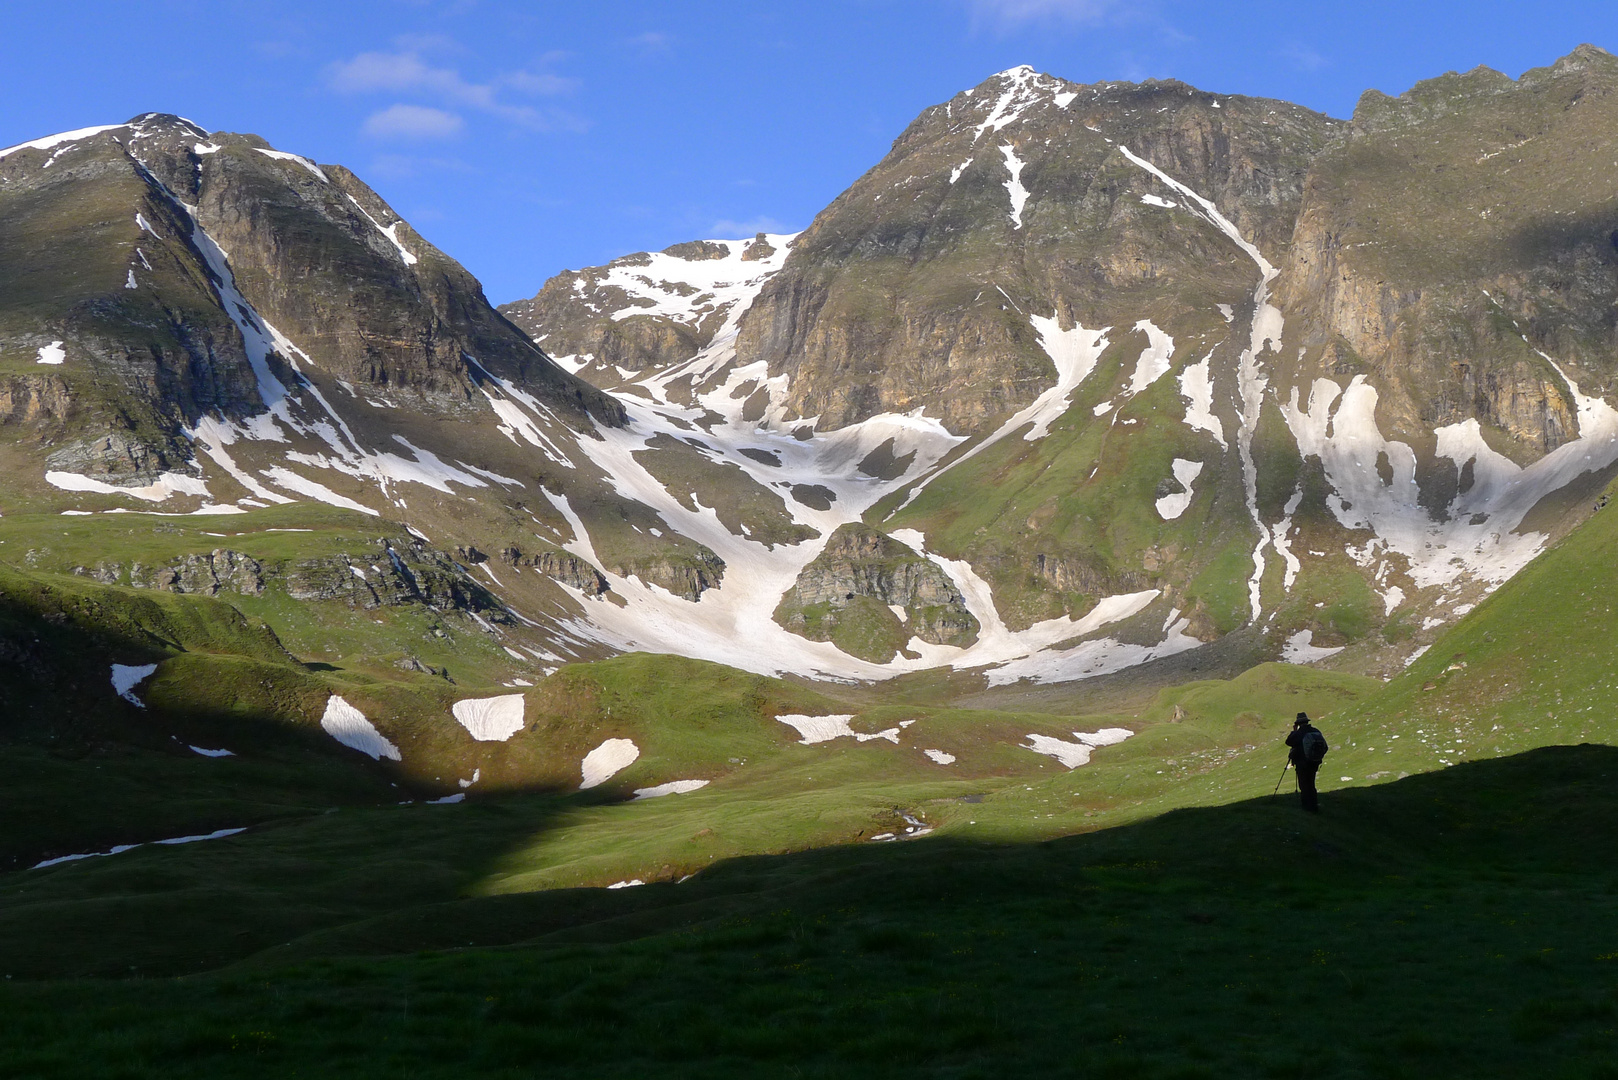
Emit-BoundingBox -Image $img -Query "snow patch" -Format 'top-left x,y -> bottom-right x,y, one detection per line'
776,714 -> 900,744
111,663 -> 158,707
1126,320 -> 1175,396
320,695 -> 401,761
31,827 -> 245,871
581,738 -> 640,789
1022,728 -> 1134,768
452,695 -> 526,742
1281,367 -> 1618,589
1282,630 -> 1344,664
923,748 -> 956,765
0,124 -> 125,160
261,467 -> 378,516
1177,350 -> 1225,447
633,779 -> 710,799
1155,458 -> 1204,519
35,341 -> 64,365
48,470 -> 209,503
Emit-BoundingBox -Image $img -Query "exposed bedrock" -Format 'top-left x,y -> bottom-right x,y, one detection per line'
775,523 -> 978,661
609,550 -> 726,602
1275,48 -> 1618,459
92,540 -> 506,619
501,545 -> 611,597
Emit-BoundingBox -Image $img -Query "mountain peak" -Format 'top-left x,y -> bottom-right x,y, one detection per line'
1553,42 -> 1618,73
123,112 -> 211,139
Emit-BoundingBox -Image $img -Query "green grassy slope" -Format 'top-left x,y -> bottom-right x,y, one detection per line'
1323,480 -> 1618,778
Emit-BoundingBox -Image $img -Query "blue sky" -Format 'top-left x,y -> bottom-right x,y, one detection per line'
7,1 -> 1618,301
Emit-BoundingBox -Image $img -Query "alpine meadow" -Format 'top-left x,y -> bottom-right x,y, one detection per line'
6,23 -> 1618,1078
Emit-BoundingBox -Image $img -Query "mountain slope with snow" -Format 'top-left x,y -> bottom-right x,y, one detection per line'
5,50 -> 1618,729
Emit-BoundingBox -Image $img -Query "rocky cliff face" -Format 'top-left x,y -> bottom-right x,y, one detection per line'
1275,46 -> 1618,463
76,538 -> 504,618
732,68 -> 1339,432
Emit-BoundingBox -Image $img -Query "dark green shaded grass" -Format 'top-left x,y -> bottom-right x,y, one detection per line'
3,745 -> 1617,1078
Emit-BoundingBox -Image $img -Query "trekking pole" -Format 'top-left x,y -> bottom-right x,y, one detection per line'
1271,758 -> 1291,798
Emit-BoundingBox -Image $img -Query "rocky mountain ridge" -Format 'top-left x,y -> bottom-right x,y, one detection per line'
5,48 -> 1618,702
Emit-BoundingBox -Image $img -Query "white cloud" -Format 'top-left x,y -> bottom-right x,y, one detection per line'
503,70 -> 579,95
964,0 -> 1121,27
629,31 -> 673,55
329,45 -> 584,133
363,104 -> 465,140
1280,42 -> 1329,72
367,153 -> 475,179
711,215 -> 790,237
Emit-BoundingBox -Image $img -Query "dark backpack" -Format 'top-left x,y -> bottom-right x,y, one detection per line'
1300,728 -> 1328,765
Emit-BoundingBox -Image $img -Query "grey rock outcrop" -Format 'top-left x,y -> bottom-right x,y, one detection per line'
128,549 -> 265,595
500,544 -> 611,597
776,523 -> 978,648
611,550 -> 726,602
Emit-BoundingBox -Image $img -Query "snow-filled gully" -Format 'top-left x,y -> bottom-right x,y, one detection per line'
518,304 -> 1205,684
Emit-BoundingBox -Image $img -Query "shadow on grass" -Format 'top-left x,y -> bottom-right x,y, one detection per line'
6,740 -> 1615,982
3,745 -> 1618,1078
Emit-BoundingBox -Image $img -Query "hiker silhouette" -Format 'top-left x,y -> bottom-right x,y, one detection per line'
1285,712 -> 1328,812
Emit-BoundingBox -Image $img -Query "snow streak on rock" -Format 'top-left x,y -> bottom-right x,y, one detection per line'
603,236 -> 793,337
1281,364 -> 1618,589
971,66 -> 1064,141
1120,144 -> 1281,623
1000,143 -> 1029,228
